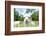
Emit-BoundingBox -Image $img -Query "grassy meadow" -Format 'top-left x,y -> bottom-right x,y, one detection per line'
14,21 -> 39,27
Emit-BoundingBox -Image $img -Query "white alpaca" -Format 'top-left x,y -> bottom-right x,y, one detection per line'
24,17 -> 31,24
24,11 -> 35,25
14,21 -> 20,25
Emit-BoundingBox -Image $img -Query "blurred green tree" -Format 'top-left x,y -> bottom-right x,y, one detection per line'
14,8 -> 24,21
32,11 -> 39,21
14,8 -> 19,21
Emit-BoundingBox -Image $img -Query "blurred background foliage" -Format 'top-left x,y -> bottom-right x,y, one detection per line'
32,12 -> 39,21
14,8 -> 39,21
14,8 -> 24,21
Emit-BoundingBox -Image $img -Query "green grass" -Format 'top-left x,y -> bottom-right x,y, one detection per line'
14,21 -> 39,27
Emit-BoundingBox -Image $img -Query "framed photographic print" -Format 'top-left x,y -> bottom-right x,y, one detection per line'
5,1 -> 45,35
